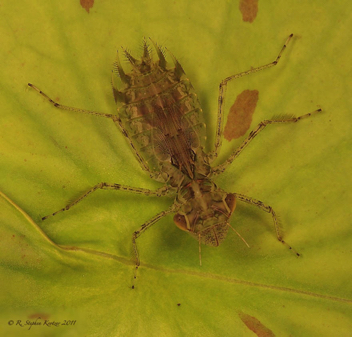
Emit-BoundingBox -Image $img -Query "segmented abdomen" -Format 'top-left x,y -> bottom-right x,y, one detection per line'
112,41 -> 205,179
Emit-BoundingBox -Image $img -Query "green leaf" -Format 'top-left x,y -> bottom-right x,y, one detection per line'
1,1 -> 351,336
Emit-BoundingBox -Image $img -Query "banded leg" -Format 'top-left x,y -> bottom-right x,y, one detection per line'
235,193 -> 300,256
42,183 -> 171,220
112,117 -> 151,173
209,34 -> 294,162
28,83 -> 152,174
213,108 -> 322,175
132,205 -> 177,289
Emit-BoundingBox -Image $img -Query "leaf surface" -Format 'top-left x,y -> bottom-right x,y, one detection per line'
1,1 -> 351,336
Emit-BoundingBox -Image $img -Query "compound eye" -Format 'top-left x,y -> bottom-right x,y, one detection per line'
173,214 -> 189,232
225,193 -> 236,214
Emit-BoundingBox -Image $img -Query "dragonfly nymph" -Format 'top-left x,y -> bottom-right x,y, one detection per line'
28,35 -> 321,287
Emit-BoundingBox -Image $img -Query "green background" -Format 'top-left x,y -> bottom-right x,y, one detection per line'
1,0 -> 351,336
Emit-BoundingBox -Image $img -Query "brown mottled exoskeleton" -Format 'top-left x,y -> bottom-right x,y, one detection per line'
28,34 -> 321,287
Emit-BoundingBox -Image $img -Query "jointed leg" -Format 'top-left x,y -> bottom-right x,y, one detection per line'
112,117 -> 151,173
28,83 -> 115,119
213,108 -> 322,174
209,34 -> 294,162
42,183 -> 171,220
234,193 -> 300,256
132,205 -> 177,288
28,83 -> 152,174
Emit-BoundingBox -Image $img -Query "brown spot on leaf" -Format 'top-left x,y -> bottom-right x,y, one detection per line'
239,0 -> 259,23
224,89 -> 259,141
80,0 -> 94,13
28,313 -> 50,320
238,312 -> 275,337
